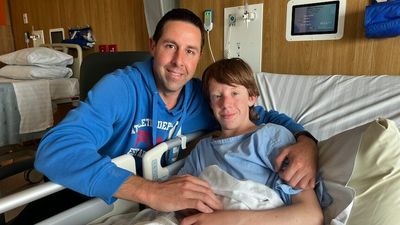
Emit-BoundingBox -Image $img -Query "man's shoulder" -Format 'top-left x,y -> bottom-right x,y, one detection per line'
187,77 -> 202,88
257,123 -> 294,139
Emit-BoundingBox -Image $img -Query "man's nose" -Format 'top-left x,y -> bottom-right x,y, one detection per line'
172,49 -> 184,66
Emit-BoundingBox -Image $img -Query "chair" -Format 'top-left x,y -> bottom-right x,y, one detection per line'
79,51 -> 152,100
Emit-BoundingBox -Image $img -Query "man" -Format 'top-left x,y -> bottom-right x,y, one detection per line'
35,8 -> 318,215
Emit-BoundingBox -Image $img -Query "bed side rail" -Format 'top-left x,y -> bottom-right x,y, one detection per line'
0,154 -> 135,215
143,131 -> 205,181
0,182 -> 64,214
40,43 -> 83,80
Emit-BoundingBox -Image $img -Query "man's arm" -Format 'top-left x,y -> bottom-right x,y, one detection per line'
255,107 -> 319,189
275,135 -> 318,189
114,174 -> 223,213
180,189 -> 323,225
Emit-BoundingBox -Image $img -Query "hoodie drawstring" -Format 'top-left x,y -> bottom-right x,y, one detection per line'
151,92 -> 158,146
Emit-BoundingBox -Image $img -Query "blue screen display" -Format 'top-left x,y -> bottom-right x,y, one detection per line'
292,1 -> 339,35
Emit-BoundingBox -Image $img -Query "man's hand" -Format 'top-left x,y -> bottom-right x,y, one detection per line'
275,135 -> 318,189
114,174 -> 223,213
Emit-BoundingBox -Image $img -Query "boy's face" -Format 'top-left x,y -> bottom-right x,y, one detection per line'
150,21 -> 202,97
208,78 -> 257,137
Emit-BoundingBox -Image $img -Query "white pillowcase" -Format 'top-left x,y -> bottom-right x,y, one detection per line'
318,118 -> 400,225
0,47 -> 73,67
0,65 -> 73,79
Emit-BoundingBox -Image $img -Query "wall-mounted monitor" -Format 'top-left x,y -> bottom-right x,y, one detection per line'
286,0 -> 346,41
49,28 -> 65,44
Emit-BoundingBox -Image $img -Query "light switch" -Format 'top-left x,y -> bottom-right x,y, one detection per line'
23,13 -> 28,24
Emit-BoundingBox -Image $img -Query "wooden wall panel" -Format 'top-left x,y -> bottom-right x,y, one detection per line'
9,0 -> 149,54
180,0 -> 400,76
0,0 -> 14,55
7,0 -> 400,75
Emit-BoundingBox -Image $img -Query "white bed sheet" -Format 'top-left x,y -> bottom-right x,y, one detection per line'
0,77 -> 79,100
255,73 -> 400,141
48,77 -> 79,100
0,77 -> 79,134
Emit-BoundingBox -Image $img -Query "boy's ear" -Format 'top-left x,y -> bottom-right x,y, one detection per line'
248,95 -> 257,106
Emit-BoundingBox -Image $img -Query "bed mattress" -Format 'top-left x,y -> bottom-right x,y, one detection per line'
0,77 -> 79,100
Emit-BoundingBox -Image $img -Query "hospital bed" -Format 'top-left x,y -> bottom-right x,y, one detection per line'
0,44 -> 82,189
0,43 -> 82,147
1,68 -> 400,225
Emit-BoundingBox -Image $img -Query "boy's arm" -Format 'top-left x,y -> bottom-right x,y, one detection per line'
180,189 -> 323,225
255,106 -> 319,189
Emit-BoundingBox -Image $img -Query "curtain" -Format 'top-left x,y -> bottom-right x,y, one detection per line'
143,0 -> 177,37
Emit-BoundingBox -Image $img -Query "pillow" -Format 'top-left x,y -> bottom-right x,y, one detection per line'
346,118 -> 400,225
0,47 -> 73,67
318,122 -> 368,225
317,118 -> 400,225
0,65 -> 73,79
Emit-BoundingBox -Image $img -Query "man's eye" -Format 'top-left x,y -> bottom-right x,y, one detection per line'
186,49 -> 196,55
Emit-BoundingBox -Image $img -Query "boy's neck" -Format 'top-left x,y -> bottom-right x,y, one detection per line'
218,121 -> 258,139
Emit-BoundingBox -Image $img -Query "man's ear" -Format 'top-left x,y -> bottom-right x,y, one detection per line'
149,38 -> 156,55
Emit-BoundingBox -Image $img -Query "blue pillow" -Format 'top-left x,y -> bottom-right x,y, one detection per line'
365,1 -> 400,38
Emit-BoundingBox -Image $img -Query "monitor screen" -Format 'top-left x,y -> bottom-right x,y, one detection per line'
286,0 -> 346,41
292,1 -> 339,35
49,28 -> 65,44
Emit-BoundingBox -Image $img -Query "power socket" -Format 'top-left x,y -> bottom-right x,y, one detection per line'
204,9 -> 213,32
32,30 -> 45,47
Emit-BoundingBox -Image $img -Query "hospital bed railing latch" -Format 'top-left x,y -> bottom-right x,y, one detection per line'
142,131 -> 204,181
177,134 -> 187,149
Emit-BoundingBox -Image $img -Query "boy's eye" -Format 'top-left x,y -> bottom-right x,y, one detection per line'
210,94 -> 221,100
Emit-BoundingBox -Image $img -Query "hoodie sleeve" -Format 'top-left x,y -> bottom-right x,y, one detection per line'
34,71 -> 134,204
253,106 -> 305,135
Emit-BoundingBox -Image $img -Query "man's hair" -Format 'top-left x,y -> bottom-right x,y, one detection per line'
152,8 -> 205,51
202,58 -> 260,121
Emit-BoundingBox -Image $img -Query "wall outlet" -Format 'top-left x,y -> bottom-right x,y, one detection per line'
32,30 -> 45,47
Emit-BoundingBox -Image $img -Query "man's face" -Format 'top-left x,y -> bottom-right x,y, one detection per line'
150,21 -> 202,96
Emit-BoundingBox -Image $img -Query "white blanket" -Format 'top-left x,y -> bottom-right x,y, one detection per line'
7,79 -> 53,133
94,166 -> 354,225
94,165 -> 284,225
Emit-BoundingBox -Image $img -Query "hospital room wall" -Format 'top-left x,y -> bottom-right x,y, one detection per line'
4,0 -> 400,76
0,0 -> 14,55
7,0 -> 149,55
181,0 -> 400,76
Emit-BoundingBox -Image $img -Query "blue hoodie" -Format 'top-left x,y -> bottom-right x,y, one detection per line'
35,58 -> 305,204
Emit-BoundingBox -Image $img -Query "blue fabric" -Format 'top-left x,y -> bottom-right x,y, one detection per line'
365,1 -> 400,38
178,124 -> 331,207
35,58 -> 306,204
35,58 -> 215,203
